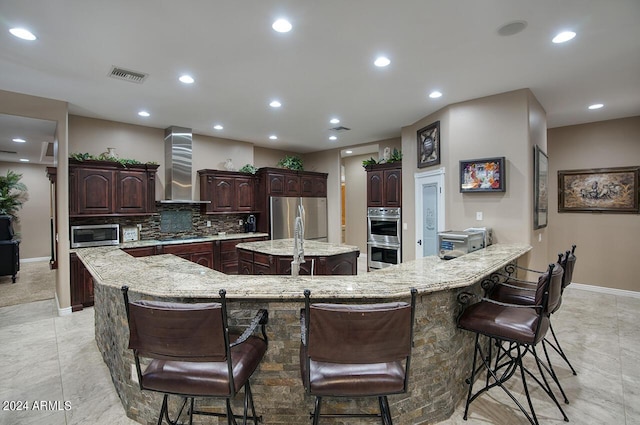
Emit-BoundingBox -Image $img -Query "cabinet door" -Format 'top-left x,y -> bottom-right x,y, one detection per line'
115,171 -> 148,214
384,169 -> 402,207
267,173 -> 285,195
312,176 -> 327,197
235,177 -> 254,212
367,170 -> 384,207
212,177 -> 234,212
301,176 -> 314,196
123,246 -> 156,257
77,169 -> 114,214
284,175 -> 300,196
191,252 -> 214,269
70,253 -> 94,311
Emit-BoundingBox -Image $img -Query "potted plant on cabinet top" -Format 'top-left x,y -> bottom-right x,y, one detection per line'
277,155 -> 304,171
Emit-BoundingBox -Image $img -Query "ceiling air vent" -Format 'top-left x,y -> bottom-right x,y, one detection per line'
329,126 -> 351,132
108,66 -> 149,84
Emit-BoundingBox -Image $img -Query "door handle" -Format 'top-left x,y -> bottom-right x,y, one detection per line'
417,239 -> 422,245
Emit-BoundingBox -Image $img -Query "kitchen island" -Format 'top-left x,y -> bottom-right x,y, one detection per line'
236,238 -> 360,275
79,243 -> 530,424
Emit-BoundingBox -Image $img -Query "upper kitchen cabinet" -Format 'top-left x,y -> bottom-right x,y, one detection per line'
69,160 -> 159,217
257,168 -> 328,198
366,162 -> 402,207
198,170 -> 257,214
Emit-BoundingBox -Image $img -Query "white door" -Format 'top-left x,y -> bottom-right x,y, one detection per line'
415,169 -> 445,258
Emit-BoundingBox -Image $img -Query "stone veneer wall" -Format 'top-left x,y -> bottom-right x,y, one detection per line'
70,203 -> 249,240
94,279 -> 487,424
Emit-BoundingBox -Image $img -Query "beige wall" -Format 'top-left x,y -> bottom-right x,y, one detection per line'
253,146 -> 297,169
0,89 -> 70,310
343,153 -> 373,253
0,163 -> 51,259
303,150 -> 342,244
401,89 -> 544,266
548,116 -> 640,291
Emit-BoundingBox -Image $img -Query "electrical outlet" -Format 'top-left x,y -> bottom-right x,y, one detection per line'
206,220 -> 211,227
239,219 -> 244,226
476,211 -> 483,221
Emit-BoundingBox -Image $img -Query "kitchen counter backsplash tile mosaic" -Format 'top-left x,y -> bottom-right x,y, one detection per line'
69,203 -> 248,240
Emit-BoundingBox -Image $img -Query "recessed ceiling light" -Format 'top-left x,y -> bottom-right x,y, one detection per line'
269,135 -> 278,140
19,158 -> 29,162
429,91 -> 443,99
588,103 -> 604,110
9,28 -> 36,41
552,31 -> 576,44
374,56 -> 391,67
12,138 -> 26,143
330,118 -> 340,124
329,136 -> 337,141
213,124 -> 224,130
272,19 -> 292,33
179,75 -> 195,84
345,150 -> 353,154
269,100 -> 282,108
138,111 -> 150,117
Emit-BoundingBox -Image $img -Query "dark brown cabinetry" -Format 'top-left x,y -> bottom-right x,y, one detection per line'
198,170 -> 257,214
69,160 -> 158,217
214,236 -> 268,274
122,246 -> 157,257
366,162 -> 402,207
256,168 -> 328,234
70,253 -> 94,311
160,242 -> 215,269
237,249 -> 358,275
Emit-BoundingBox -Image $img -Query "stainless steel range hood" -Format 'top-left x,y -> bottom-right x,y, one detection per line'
160,126 -> 209,204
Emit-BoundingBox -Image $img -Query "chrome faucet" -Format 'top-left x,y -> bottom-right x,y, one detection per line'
291,205 -> 305,276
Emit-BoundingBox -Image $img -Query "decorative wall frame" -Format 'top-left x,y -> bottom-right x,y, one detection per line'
459,157 -> 506,192
417,121 -> 440,168
534,145 -> 548,229
558,166 -> 639,213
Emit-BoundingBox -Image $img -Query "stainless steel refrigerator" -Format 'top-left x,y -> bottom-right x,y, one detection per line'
270,197 -> 328,241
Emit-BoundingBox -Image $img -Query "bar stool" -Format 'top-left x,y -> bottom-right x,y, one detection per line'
457,263 -> 568,425
300,288 -> 417,424
121,286 -> 268,425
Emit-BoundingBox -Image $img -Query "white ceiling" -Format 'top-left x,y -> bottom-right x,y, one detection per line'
1,0 -> 639,164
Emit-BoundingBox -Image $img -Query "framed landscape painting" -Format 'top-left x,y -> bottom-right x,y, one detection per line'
558,166 -> 639,213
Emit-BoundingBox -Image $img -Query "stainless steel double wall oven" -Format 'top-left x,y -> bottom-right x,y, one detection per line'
367,207 -> 401,270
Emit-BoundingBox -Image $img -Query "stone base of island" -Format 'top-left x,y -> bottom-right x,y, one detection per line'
236,239 -> 360,275
77,243 -> 531,425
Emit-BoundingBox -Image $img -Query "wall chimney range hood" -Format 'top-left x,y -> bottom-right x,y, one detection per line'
160,125 -> 209,204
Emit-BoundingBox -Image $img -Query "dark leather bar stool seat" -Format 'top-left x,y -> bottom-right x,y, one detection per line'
300,288 -> 417,424
122,286 -> 268,425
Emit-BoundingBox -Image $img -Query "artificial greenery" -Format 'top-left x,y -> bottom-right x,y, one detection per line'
277,155 -> 304,171
388,148 -> 402,163
0,170 -> 28,221
362,148 -> 402,168
239,164 -> 258,174
362,157 -> 378,167
69,153 -> 156,167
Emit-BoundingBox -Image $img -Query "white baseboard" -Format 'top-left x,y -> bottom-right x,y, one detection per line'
55,292 -> 72,316
572,282 -> 640,299
20,257 -> 51,263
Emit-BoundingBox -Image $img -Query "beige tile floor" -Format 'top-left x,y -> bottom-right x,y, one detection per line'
0,261 -> 639,424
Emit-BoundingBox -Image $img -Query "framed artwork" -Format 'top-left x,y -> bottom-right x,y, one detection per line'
534,145 -> 548,229
460,157 -> 506,192
417,121 -> 440,168
558,166 -> 639,213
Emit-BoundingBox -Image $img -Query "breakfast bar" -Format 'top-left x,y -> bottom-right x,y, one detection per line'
81,243 -> 531,424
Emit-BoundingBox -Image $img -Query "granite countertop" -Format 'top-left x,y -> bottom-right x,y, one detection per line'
110,232 -> 268,250
235,239 -> 360,256
76,243 -> 531,301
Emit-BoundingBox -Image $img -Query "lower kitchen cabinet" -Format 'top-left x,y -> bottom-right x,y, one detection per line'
237,249 -> 358,275
214,236 -> 268,274
122,246 -> 157,257
70,253 -> 94,311
160,242 -> 215,269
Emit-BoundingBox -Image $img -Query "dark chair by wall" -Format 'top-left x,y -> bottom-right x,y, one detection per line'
458,263 -> 568,425
300,288 -> 417,425
122,286 -> 268,425
0,215 -> 20,283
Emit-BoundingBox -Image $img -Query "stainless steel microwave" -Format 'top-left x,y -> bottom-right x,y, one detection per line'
71,224 -> 120,248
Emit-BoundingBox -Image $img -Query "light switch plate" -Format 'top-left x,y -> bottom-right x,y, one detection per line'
476,211 -> 483,221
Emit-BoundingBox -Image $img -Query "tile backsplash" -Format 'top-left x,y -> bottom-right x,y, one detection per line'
69,203 -> 251,240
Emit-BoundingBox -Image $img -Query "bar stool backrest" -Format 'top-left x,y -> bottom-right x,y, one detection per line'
127,300 -> 227,362
535,263 -> 564,316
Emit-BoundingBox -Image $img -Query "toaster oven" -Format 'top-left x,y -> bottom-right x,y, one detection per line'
438,230 -> 485,260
